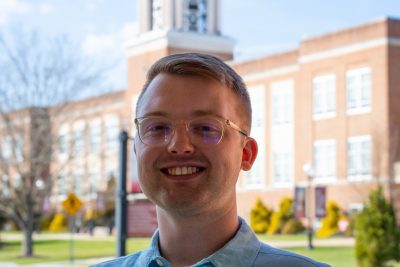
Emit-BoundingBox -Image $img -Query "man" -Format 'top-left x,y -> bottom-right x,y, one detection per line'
94,53 -> 330,267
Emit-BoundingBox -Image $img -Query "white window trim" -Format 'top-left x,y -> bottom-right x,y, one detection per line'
313,112 -> 336,121
346,106 -> 371,116
272,181 -> 294,188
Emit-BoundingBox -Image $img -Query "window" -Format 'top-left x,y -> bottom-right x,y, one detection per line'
58,124 -> 69,156
313,140 -> 336,182
13,174 -> 22,188
72,121 -> 85,156
272,151 -> 291,185
1,136 -> 12,159
1,135 -> 24,162
15,135 -> 24,162
346,67 -> 371,114
270,80 -> 294,186
88,170 -> 100,199
57,172 -> 67,197
151,0 -> 163,30
313,74 -> 336,119
245,86 -> 266,188
271,81 -> 293,125
183,0 -> 207,33
89,119 -> 101,154
72,171 -> 84,197
105,115 -> 119,154
1,175 -> 9,196
348,135 -> 371,181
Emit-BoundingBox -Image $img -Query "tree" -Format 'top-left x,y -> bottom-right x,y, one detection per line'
0,29 -> 110,257
355,187 -> 400,267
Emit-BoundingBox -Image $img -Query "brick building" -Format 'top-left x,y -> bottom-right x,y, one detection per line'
1,0 -> 400,225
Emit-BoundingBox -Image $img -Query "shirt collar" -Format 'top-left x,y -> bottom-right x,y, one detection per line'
204,217 -> 260,266
143,217 -> 260,267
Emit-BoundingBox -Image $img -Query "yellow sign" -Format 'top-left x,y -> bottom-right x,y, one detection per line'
62,193 -> 83,215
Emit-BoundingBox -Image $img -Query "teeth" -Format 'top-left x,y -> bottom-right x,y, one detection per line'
167,167 -> 200,176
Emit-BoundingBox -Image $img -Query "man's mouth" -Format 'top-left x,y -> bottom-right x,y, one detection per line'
161,166 -> 205,176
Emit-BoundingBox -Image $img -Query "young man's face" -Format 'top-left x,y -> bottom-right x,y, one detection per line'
134,73 -> 257,217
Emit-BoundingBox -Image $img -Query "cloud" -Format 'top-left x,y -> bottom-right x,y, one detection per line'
39,3 -> 55,15
82,33 -> 118,56
81,21 -> 139,89
0,0 -> 30,26
81,21 -> 139,56
120,22 -> 139,40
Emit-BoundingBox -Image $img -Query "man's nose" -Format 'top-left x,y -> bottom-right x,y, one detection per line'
167,125 -> 195,155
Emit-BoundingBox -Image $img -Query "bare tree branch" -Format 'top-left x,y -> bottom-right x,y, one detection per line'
0,28 -> 111,257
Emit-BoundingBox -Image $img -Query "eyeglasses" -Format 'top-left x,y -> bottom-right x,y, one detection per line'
134,116 -> 248,147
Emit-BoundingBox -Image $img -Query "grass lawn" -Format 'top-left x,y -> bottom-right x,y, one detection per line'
287,246 -> 355,267
1,233 -> 399,267
0,238 -> 150,265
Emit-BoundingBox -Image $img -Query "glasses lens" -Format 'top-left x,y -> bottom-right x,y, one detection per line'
138,117 -> 173,145
188,118 -> 223,145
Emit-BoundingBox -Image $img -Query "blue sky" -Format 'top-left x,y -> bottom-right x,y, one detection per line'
1,0 -> 400,90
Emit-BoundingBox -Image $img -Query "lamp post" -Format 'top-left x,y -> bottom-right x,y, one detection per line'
302,163 -> 314,250
116,130 -> 129,257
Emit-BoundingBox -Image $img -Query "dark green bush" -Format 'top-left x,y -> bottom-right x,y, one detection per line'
355,187 -> 400,267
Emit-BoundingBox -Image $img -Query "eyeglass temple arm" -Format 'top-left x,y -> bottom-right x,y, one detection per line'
225,120 -> 248,137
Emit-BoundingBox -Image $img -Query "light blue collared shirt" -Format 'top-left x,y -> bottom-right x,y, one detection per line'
92,217 -> 331,267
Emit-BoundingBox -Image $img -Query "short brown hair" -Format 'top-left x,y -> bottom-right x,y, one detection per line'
136,53 -> 252,130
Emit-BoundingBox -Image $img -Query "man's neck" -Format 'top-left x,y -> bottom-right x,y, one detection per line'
156,206 -> 239,267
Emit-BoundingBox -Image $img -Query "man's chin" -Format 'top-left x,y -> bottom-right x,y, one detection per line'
157,197 -> 210,216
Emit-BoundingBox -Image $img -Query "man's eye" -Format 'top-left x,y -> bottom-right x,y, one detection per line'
192,124 -> 219,133
149,124 -> 167,131
143,123 -> 171,135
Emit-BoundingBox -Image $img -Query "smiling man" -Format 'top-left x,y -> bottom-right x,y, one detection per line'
93,53 -> 330,267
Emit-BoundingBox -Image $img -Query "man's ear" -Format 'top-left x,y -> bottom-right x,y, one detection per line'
241,137 -> 258,171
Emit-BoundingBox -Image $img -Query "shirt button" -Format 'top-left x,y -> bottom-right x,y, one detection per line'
156,258 -> 164,266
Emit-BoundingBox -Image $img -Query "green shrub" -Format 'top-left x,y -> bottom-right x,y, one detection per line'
281,219 -> 305,234
250,198 -> 272,233
316,201 -> 341,238
267,197 -> 297,235
355,187 -> 400,267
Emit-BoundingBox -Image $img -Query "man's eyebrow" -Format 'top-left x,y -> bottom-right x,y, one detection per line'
138,111 -> 168,118
139,110 -> 220,118
191,110 -> 218,117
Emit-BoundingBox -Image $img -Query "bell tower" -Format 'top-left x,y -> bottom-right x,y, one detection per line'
125,0 -> 235,102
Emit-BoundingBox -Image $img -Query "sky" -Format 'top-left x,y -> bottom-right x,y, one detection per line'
1,0 -> 400,91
